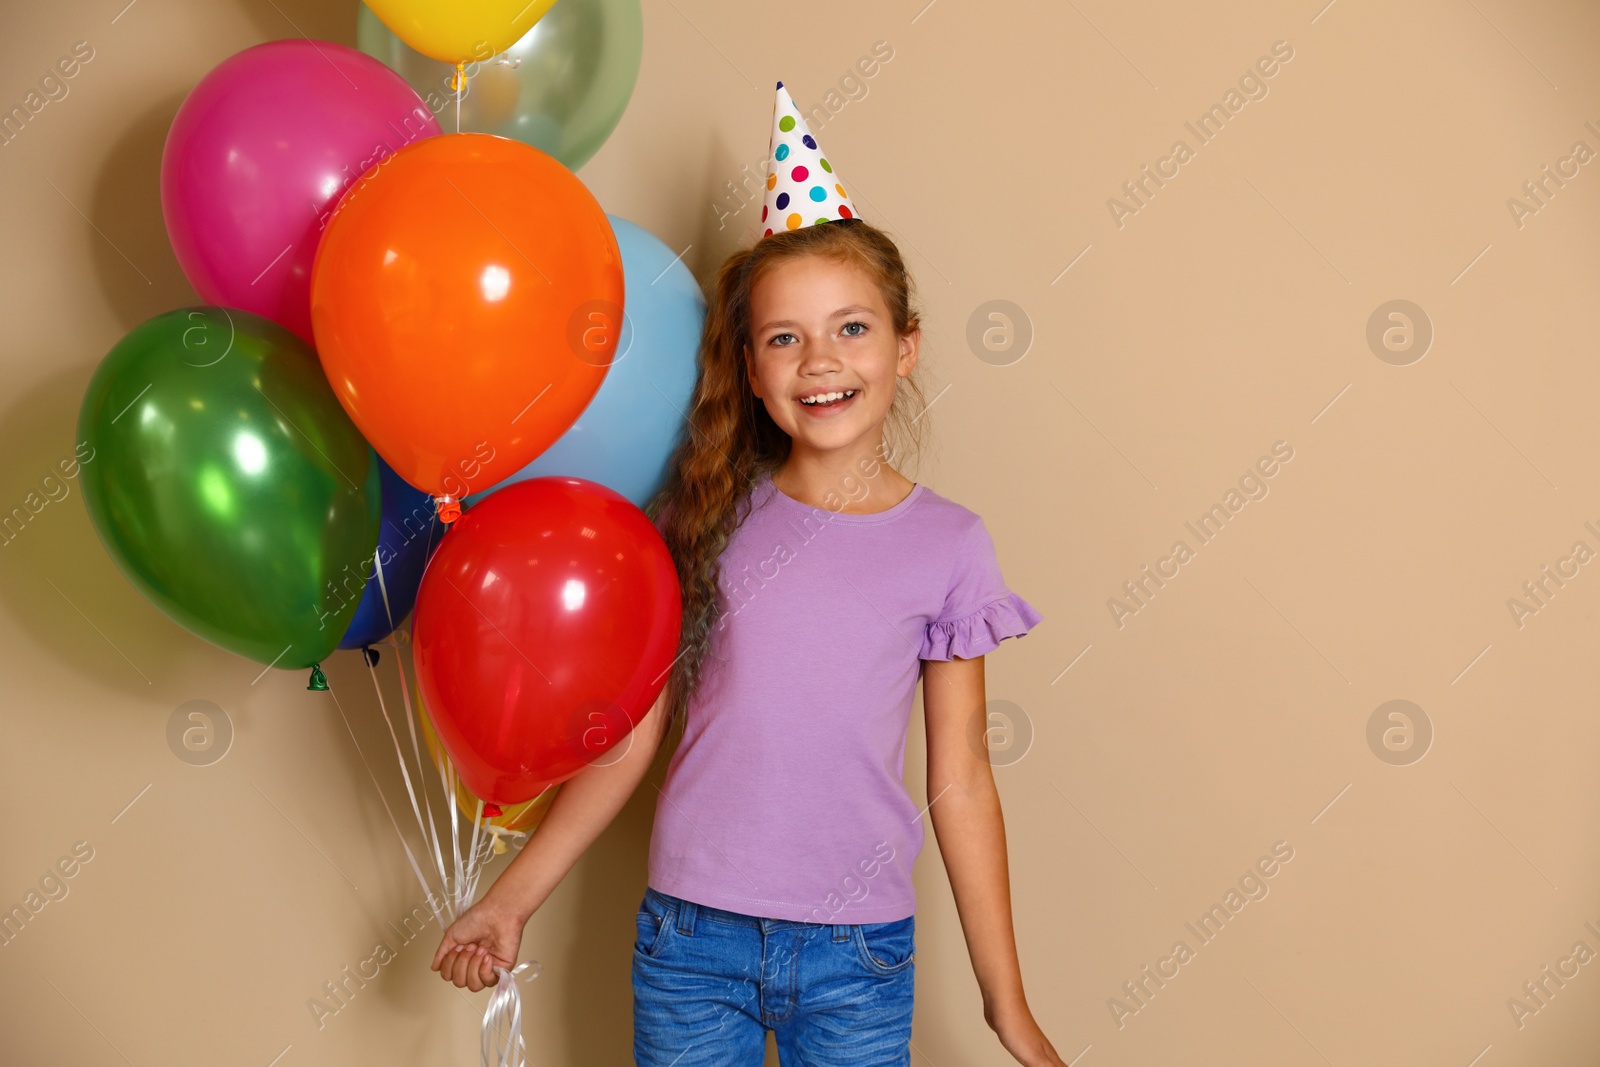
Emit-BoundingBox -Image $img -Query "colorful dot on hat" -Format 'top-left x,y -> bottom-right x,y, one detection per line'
762,82 -> 859,240
765,228 -> 774,236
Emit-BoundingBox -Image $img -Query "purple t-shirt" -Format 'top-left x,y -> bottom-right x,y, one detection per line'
646,470 -> 1043,923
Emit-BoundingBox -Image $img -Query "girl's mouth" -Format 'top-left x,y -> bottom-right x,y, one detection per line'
796,388 -> 858,416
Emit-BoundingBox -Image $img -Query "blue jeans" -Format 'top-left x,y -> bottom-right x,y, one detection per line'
632,886 -> 916,1066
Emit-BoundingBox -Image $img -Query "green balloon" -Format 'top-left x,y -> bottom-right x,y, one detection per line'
357,0 -> 642,171
77,307 -> 380,671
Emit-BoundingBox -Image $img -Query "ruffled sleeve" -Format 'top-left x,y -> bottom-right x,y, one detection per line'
921,592 -> 1044,661
920,518 -> 1043,661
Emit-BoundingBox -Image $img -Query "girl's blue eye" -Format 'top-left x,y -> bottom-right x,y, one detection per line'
768,322 -> 866,345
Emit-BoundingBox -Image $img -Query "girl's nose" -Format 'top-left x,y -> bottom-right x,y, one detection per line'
797,341 -> 844,372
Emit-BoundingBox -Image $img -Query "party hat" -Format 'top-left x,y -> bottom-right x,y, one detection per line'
761,81 -> 856,237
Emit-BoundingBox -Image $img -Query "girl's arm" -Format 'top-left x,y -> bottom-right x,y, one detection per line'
922,655 -> 1066,1067
432,686 -> 673,991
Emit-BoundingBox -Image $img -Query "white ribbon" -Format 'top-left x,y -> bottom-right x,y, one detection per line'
323,680 -> 447,932
482,960 -> 542,1067
359,636 -> 449,930
381,625 -> 456,912
340,517 -> 541,1067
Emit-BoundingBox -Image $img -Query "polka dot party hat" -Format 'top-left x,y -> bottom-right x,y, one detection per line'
762,81 -> 856,237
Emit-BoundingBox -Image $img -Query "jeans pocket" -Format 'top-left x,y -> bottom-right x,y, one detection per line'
852,914 -> 916,976
635,888 -> 675,960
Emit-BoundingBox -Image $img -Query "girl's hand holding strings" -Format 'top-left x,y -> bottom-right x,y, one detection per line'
431,893 -> 527,992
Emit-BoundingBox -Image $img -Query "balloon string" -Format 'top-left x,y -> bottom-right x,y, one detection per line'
447,753 -> 465,915
482,961 -> 541,1067
432,742 -> 493,915
416,649 -> 470,915
373,544 -> 397,638
417,691 -> 470,916
389,628 -> 452,912
453,61 -> 464,134
323,678 -> 447,932
422,504 -> 442,562
365,637 -> 453,915
445,784 -> 495,916
465,797 -> 487,908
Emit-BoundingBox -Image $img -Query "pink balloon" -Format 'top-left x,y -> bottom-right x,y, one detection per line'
161,40 -> 440,343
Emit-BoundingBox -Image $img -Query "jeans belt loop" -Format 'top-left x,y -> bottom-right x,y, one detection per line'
676,897 -> 697,936
832,923 -> 850,942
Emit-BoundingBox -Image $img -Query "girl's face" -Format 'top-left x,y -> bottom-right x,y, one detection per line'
744,253 -> 918,459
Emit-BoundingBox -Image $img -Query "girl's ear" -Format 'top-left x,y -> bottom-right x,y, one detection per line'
897,326 -> 921,378
744,342 -> 764,399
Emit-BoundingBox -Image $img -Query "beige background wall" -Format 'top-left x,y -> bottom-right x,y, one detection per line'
4,0 -> 1600,1063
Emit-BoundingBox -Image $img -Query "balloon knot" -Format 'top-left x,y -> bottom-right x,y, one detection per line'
449,61 -> 467,93
435,495 -> 462,524
483,803 -> 503,818
307,663 -> 329,691
362,646 -> 381,667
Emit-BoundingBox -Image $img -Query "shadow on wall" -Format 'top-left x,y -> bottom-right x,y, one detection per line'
11,83 -> 213,695
85,0 -> 369,321
84,89 -> 194,333
697,125 -> 765,275
0,364 -> 196,698
234,0 -> 359,47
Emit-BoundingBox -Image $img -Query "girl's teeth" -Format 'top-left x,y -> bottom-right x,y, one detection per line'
801,390 -> 856,406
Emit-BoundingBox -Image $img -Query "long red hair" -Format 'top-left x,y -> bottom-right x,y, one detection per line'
644,219 -> 931,734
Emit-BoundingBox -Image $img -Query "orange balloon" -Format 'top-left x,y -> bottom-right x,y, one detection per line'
310,132 -> 624,504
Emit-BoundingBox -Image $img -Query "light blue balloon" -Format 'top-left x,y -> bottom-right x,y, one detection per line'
466,215 -> 705,509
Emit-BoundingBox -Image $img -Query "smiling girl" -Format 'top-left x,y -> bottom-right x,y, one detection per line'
433,84 -> 1061,1067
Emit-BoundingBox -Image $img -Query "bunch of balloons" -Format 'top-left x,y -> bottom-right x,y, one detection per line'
78,0 -> 698,818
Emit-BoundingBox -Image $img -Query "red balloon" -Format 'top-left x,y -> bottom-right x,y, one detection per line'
412,477 -> 681,804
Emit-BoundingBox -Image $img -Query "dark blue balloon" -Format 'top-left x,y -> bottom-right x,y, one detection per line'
338,456 -> 443,649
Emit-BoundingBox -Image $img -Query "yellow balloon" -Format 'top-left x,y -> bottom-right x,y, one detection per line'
417,688 -> 558,839
363,0 -> 560,66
